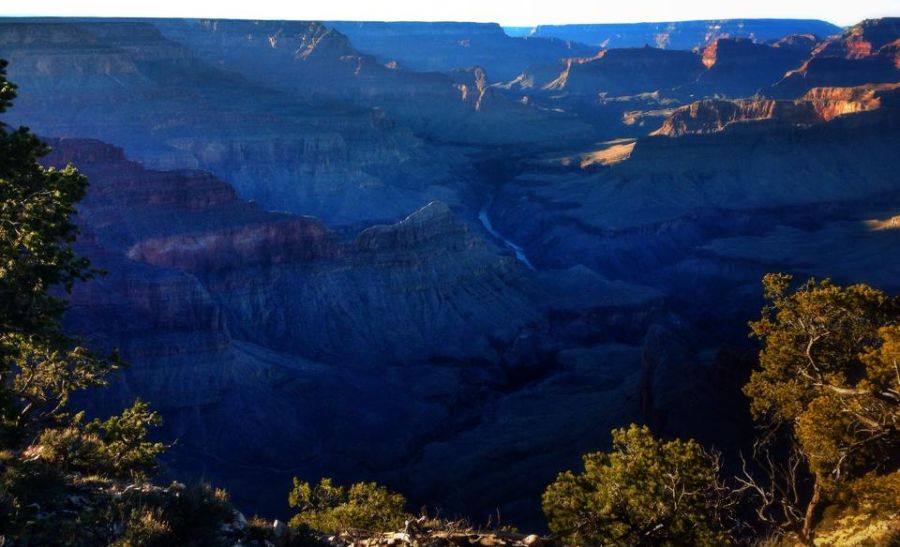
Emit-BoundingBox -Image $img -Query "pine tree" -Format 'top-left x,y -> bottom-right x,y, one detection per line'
1,59 -> 164,535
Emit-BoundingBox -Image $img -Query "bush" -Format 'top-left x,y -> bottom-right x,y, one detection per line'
105,482 -> 235,546
114,507 -> 172,547
288,477 -> 412,535
542,424 -> 733,546
28,400 -> 164,480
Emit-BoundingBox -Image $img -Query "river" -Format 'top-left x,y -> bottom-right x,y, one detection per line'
478,197 -> 535,270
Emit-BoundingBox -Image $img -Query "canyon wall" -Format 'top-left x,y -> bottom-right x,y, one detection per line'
524,19 -> 840,49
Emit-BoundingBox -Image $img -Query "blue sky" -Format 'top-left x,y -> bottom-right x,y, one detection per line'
3,0 -> 899,27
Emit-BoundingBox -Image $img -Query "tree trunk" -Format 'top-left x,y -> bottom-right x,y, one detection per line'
800,478 -> 823,544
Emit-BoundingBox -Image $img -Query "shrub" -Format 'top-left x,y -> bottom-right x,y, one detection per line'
542,424 -> 733,546
29,400 -> 164,480
114,507 -> 172,547
288,477 -> 411,535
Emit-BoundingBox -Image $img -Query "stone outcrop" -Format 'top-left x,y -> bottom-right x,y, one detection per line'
127,219 -> 339,272
448,66 -> 490,111
42,139 -> 538,368
802,82 -> 900,119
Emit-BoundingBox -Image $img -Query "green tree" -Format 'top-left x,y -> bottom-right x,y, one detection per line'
1,57 -> 163,503
741,273 -> 900,543
542,424 -> 733,546
288,477 -> 411,535
0,58 -> 121,445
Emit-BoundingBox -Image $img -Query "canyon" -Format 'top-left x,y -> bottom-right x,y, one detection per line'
1,16 -> 898,530
508,19 -> 841,49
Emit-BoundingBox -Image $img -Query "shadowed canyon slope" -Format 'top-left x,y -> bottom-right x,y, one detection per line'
1,15 -> 899,529
42,138 -> 657,524
327,21 -> 597,81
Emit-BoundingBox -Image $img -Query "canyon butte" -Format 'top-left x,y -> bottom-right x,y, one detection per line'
0,15 -> 898,531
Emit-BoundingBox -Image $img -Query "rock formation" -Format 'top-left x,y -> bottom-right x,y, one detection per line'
521,47 -> 705,97
769,18 -> 900,98
651,83 -> 899,136
327,21 -> 597,81
524,19 -> 840,50
689,36 -> 816,96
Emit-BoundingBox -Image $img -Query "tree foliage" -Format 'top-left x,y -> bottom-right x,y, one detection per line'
288,477 -> 411,535
0,59 -> 166,539
30,399 -> 165,480
741,273 -> 900,542
542,424 -> 734,546
0,58 -> 125,446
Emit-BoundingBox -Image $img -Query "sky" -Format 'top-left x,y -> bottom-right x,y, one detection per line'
2,0 -> 899,27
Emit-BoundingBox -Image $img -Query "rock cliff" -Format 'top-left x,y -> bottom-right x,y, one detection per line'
769,18 -> 900,98
526,47 -> 705,96
688,36 -> 816,97
652,83 -> 900,136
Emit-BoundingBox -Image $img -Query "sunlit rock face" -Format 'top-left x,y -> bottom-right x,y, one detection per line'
801,83 -> 900,119
650,83 -> 899,136
768,18 -> 900,98
3,14 -> 899,531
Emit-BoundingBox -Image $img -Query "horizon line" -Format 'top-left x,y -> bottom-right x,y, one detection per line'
0,13 -> 865,28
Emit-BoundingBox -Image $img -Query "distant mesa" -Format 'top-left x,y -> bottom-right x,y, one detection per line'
327,21 -> 597,81
520,19 -> 841,50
